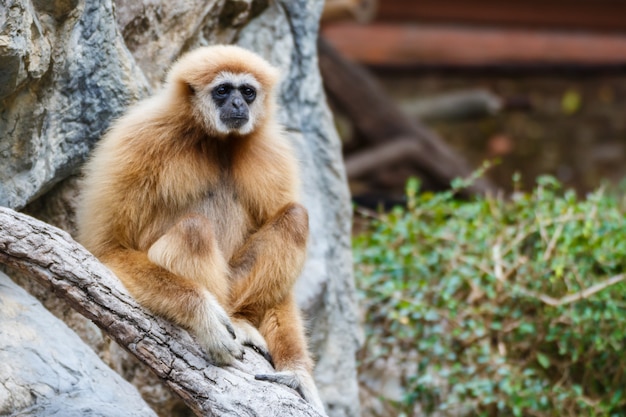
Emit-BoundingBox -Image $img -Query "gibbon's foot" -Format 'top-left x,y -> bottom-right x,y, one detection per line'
232,318 -> 274,367
194,293 -> 244,365
244,341 -> 274,368
255,368 -> 325,414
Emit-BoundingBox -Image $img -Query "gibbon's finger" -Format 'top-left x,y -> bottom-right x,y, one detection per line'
244,341 -> 274,367
223,318 -> 236,340
231,318 -> 273,366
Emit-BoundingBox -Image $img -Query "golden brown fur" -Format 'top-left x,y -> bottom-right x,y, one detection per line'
77,45 -> 324,411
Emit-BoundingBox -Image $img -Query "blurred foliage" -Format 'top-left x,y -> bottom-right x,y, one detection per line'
353,172 -> 626,417
561,89 -> 582,115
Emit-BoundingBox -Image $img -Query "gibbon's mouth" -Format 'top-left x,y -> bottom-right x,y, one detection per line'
222,115 -> 249,129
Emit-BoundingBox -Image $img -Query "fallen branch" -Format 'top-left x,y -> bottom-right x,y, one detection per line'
0,207 -> 323,417
517,273 -> 626,307
399,89 -> 503,122
344,137 -> 421,178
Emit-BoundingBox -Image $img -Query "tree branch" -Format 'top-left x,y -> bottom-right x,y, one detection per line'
344,137 -> 422,178
0,207 -> 323,417
318,36 -> 497,196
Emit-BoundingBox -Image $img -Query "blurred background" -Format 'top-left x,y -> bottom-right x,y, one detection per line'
319,0 -> 626,206
325,4 -> 626,416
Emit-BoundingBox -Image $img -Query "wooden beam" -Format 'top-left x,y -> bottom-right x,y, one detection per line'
322,0 -> 377,23
322,23 -> 626,68
376,0 -> 626,32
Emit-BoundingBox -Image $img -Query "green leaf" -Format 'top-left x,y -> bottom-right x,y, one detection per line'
536,353 -> 550,369
353,173 -> 626,416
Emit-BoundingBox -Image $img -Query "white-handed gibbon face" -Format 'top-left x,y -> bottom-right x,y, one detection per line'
191,71 -> 265,137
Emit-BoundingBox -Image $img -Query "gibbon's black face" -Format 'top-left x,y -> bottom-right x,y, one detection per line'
212,83 -> 257,130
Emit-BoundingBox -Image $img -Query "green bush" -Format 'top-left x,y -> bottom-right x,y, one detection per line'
353,175 -> 626,417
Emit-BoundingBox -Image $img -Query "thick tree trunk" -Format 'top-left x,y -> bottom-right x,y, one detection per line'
0,206 -> 324,417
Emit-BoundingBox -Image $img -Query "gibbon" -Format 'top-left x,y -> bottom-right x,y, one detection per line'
76,45 -> 324,412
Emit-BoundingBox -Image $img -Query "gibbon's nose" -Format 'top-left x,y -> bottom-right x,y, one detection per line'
232,96 -> 244,109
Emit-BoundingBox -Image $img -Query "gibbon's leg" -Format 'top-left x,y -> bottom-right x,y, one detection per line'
228,202 -> 309,318
227,203 -> 324,411
147,214 -> 230,305
101,215 -> 244,365
255,295 -> 325,413
148,214 -> 271,361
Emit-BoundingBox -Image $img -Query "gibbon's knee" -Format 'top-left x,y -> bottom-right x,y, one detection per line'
150,214 -> 216,257
230,202 -> 309,280
148,214 -> 230,305
271,202 -> 309,247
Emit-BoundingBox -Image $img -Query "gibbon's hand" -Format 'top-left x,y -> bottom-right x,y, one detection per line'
232,318 -> 274,367
193,293 -> 244,365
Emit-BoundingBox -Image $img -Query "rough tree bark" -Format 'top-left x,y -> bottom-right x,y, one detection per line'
0,206 -> 325,417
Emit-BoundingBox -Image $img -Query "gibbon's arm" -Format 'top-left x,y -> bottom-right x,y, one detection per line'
228,202 -> 309,318
225,202 -> 324,412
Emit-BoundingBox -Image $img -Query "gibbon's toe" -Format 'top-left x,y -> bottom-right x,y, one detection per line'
255,369 -> 325,414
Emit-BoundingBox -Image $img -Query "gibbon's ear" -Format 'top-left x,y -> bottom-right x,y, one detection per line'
187,83 -> 197,95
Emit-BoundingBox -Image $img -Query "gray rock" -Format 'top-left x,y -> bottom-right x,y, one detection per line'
0,0 -> 148,209
0,271 -> 157,416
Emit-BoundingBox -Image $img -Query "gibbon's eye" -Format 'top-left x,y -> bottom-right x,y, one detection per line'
240,85 -> 256,102
214,84 -> 231,98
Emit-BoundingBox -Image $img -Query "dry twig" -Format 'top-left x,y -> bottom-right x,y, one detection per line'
517,274 -> 626,307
